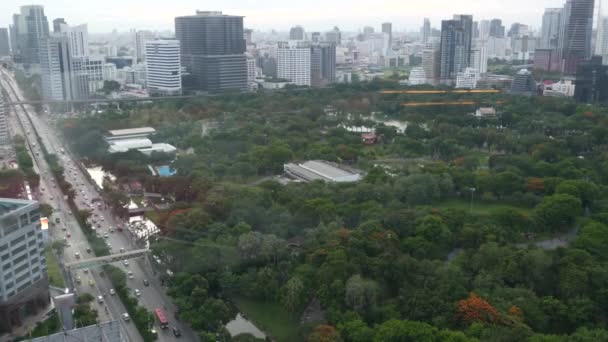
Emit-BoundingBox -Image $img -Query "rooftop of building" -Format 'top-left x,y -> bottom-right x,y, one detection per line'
0,198 -> 35,218
29,320 -> 122,342
107,127 -> 156,137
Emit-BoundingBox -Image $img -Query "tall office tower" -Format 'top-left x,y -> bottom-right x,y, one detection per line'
289,26 -> 305,40
311,32 -> 321,43
311,43 -> 336,87
145,39 -> 182,96
325,27 -> 341,45
479,20 -> 490,39
422,18 -> 431,44
597,17 -> 608,57
58,23 -> 89,57
562,0 -> 595,74
0,198 -> 50,333
473,21 -> 480,38
575,56 -> 608,102
0,95 -> 8,145
175,11 -> 247,93
440,15 -> 473,84
39,35 -> 74,101
422,42 -> 441,84
134,30 -> 154,63
244,29 -> 253,45
52,18 -> 66,33
489,18 -> 505,37
541,8 -> 563,48
0,29 -> 10,56
11,5 -> 49,64
471,46 -> 488,74
382,22 -> 393,48
277,41 -> 311,86
71,56 -> 104,96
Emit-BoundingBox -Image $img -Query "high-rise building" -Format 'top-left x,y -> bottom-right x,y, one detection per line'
71,56 -> 104,96
244,29 -> 253,45
145,39 -> 182,96
134,30 -> 154,63
311,32 -> 321,43
289,26 -> 305,40
103,63 -> 118,81
510,68 -> 537,95
325,27 -> 341,45
277,41 -> 311,86
541,8 -> 563,49
0,95 -> 8,145
489,18 -> 505,38
382,22 -> 393,48
408,67 -> 427,85
52,18 -> 65,33
479,20 -> 490,39
440,15 -> 473,84
175,11 -> 247,93
58,23 -> 89,57
311,43 -> 336,87
422,42 -> 441,84
597,17 -> 608,58
0,29 -> 10,57
422,18 -> 432,44
574,55 -> 608,103
11,5 -> 49,64
456,67 -> 479,89
471,46 -> 488,74
39,35 -> 74,101
0,198 -> 50,333
562,0 -> 595,74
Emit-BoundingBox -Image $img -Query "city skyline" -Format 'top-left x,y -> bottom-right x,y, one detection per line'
0,0 -> 577,33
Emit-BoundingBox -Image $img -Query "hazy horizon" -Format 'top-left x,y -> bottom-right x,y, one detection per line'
0,0 -> 576,34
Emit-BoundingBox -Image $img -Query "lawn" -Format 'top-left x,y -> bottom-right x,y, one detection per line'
44,247 -> 65,288
428,199 -> 532,215
233,297 -> 302,342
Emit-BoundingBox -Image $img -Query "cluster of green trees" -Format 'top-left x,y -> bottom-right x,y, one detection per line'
61,81 -> 608,341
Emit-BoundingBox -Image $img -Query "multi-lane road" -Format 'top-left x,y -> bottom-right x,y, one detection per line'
1,69 -> 196,342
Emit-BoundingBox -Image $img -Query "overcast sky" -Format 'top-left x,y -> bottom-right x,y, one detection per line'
0,0 -> 578,33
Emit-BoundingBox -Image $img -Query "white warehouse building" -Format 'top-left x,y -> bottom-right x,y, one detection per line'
145,39 -> 182,96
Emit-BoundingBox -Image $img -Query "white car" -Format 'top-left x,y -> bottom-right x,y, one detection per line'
109,288 -> 116,295
97,295 -> 104,303
134,289 -> 140,297
123,260 -> 129,266
122,313 -> 130,321
128,271 -> 134,279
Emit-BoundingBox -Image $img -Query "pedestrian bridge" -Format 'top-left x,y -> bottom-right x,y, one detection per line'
65,249 -> 150,271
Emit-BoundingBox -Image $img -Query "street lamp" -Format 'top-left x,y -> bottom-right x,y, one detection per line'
469,188 -> 477,211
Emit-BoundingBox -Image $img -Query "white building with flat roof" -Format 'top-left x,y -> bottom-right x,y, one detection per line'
284,160 -> 362,183
105,127 -> 156,141
277,41 -> 311,86
145,39 -> 182,96
0,198 -> 49,333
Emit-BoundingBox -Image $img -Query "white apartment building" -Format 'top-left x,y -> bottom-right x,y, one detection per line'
456,67 -> 480,89
408,67 -> 427,85
135,30 -> 155,63
0,198 -> 49,332
145,39 -> 182,96
103,63 -> 118,81
59,23 -> 89,57
471,46 -> 488,74
277,41 -> 311,86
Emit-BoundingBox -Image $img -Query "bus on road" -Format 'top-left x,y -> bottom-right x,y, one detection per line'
155,308 -> 169,329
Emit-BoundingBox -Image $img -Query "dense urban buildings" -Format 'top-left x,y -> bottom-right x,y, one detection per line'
175,11 -> 247,93
289,26 -> 305,40
489,18 -> 505,37
145,39 -> 182,96
311,43 -> 336,87
39,35 -> 74,101
561,0 -> 595,74
381,22 -> 392,48
10,5 -> 50,64
541,8 -> 562,49
57,22 -> 89,57
0,198 -> 49,334
134,30 -> 154,63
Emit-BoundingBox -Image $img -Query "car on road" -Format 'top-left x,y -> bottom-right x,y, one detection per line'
76,276 -> 82,284
119,248 -> 125,253
86,248 -> 91,253
74,252 -> 80,259
122,313 -> 130,321
83,269 -> 88,274
123,260 -> 129,266
127,271 -> 134,279
109,289 -> 115,295
88,279 -> 94,286
104,234 -> 109,239
97,295 -> 104,304
143,279 -> 149,287
134,289 -> 140,297
172,327 -> 181,337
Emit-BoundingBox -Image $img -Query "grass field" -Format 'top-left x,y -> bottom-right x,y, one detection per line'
428,199 -> 532,215
233,297 -> 302,342
44,247 -> 65,288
